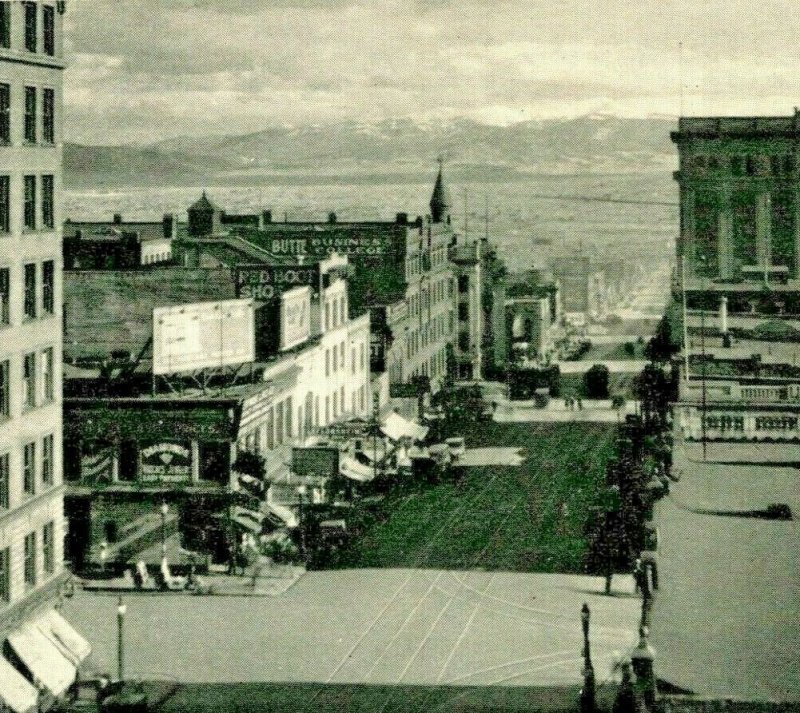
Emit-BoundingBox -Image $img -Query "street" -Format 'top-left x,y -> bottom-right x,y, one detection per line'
63,569 -> 639,688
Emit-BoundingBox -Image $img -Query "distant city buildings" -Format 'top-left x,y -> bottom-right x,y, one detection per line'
63,213 -> 177,268
672,112 -> 800,441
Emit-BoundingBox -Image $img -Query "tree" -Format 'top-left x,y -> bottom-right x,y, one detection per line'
584,364 -> 610,399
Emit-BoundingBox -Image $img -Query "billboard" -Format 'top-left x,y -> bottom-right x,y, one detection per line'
292,447 -> 340,480
235,263 -> 320,302
280,287 -> 311,351
140,442 -> 192,482
153,299 -> 255,375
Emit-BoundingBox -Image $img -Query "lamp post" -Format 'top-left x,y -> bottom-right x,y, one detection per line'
296,484 -> 307,558
116,597 -> 127,682
630,625 -> 657,708
160,501 -> 169,558
580,603 -> 595,713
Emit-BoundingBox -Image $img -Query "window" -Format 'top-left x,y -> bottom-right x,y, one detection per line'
340,386 -> 345,414
459,302 -> 469,320
0,268 -> 8,325
24,176 -> 36,230
24,441 -> 35,494
43,5 -> 55,56
24,263 -> 36,318
23,352 -> 35,408
0,452 -> 8,508
43,521 -> 55,575
324,395 -> 330,424
42,175 -> 54,228
332,391 -> 338,418
41,434 -> 53,486
458,275 -> 469,293
332,346 -> 337,372
43,88 -> 54,144
24,2 -> 37,52
325,349 -> 330,377
285,397 -> 292,439
24,87 -> 36,143
324,302 -> 330,331
352,348 -> 356,374
340,342 -> 345,369
0,84 -> 9,144
0,547 -> 9,603
41,347 -> 53,402
0,176 -> 8,232
0,3 -> 10,48
0,360 -> 7,418
24,532 -> 36,588
42,261 -> 54,314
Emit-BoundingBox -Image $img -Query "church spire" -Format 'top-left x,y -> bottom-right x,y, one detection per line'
430,156 -> 451,224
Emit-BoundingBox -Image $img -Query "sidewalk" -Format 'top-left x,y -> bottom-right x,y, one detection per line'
81,564 -> 305,597
492,397 -> 638,423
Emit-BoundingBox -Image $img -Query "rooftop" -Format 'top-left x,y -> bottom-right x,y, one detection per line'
64,219 -> 172,243
672,113 -> 800,140
64,268 -> 237,360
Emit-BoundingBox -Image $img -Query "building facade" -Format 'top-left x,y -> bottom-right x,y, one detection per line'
672,113 -> 800,441
0,0 -> 68,637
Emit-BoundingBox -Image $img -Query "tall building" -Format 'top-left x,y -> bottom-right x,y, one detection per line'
1,0 -> 67,628
672,113 -> 800,442
0,4 -> 90,711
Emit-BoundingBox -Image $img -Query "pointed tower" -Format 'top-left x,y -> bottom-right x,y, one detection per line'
430,158 -> 452,224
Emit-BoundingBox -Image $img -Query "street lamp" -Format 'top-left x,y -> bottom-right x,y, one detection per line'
630,625 -> 657,708
160,501 -> 169,557
296,484 -> 307,557
580,603 -> 595,713
116,597 -> 127,682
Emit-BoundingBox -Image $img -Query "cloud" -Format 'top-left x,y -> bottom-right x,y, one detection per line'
62,0 -> 800,144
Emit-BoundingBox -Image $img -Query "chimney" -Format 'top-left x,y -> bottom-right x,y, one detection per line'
262,210 -> 272,225
328,212 -> 337,224
113,213 -> 122,225
395,212 -> 408,225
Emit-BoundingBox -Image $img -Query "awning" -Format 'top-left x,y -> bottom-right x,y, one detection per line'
34,610 -> 92,668
0,656 -> 39,713
381,412 -> 429,442
7,623 -> 76,697
340,455 -> 375,483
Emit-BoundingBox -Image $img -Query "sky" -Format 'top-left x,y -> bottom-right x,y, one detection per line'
64,0 -> 800,145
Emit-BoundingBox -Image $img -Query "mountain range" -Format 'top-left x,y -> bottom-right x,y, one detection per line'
64,115 -> 678,189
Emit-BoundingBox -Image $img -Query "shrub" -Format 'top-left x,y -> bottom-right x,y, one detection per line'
584,364 -> 610,399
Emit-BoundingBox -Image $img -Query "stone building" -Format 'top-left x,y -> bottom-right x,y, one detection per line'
0,3 -> 91,710
672,112 -> 800,442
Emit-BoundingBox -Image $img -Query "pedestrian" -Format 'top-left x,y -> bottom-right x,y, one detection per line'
633,557 -> 645,595
577,398 -> 583,411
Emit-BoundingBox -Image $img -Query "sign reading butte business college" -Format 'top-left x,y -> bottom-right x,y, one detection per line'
269,231 -> 390,258
235,263 -> 321,302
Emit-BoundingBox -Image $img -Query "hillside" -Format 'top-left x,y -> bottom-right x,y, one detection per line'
64,115 -> 678,188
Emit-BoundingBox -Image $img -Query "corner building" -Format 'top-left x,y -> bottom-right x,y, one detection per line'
0,1 -> 67,635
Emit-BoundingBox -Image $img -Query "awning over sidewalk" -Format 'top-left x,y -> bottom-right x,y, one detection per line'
231,506 -> 265,534
0,656 -> 39,713
7,623 -> 76,697
340,455 -> 375,483
381,412 -> 428,442
34,610 -> 92,668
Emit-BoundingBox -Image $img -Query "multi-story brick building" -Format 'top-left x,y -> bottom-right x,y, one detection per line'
178,165 -> 460,396
0,3 -> 90,709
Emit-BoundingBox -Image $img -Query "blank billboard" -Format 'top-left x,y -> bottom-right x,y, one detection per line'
153,298 -> 255,375
280,286 -> 311,351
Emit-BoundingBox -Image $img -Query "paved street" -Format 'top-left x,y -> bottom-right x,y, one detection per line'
649,441 -> 800,700
63,569 -> 639,687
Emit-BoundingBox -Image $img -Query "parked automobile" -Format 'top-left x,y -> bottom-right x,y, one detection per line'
445,437 -> 466,460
